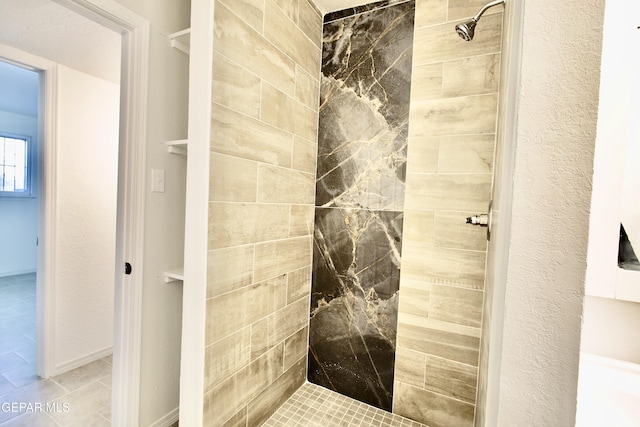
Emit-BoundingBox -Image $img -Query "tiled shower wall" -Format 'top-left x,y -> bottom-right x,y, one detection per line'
203,1 -> 322,425
394,0 -> 502,426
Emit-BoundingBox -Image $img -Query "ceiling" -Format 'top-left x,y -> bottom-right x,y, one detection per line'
313,0 -> 374,15
0,0 -> 121,83
0,0 -> 120,118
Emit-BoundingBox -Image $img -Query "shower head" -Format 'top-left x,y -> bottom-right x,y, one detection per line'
455,19 -> 477,42
455,0 -> 504,41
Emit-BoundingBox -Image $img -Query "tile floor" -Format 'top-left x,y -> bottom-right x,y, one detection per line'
263,382 -> 427,427
0,273 -> 113,426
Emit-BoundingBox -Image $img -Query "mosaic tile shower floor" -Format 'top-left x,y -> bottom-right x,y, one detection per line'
262,383 -> 427,427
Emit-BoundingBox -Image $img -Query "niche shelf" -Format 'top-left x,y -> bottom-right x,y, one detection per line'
166,139 -> 188,156
163,268 -> 184,283
169,28 -> 191,55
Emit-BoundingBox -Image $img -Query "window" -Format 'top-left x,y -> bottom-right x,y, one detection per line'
0,134 -> 32,196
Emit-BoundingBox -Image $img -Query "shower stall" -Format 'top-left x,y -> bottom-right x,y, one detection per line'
184,0 -> 518,425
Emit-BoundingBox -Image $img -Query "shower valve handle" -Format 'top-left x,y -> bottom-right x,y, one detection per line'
466,214 -> 489,226
465,201 -> 493,241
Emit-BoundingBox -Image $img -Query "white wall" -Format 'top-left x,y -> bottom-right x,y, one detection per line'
111,1 -> 189,424
579,0 -> 640,371
581,296 -> 640,364
585,0 -> 640,298
54,65 -> 119,369
0,111 -> 38,276
494,0 -> 606,425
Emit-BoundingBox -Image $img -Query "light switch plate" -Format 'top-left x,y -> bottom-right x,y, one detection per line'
151,169 -> 165,193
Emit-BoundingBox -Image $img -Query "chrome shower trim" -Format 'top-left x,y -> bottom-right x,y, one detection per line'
455,0 -> 505,41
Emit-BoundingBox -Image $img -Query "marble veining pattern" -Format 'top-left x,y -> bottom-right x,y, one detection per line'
309,0 -> 415,413
316,0 -> 415,211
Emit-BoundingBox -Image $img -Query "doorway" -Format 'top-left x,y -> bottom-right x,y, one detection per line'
0,0 -> 150,424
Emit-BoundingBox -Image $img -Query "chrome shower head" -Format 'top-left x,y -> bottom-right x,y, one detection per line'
455,19 -> 477,41
455,0 -> 504,42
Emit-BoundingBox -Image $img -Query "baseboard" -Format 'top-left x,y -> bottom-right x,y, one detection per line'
148,407 -> 179,427
0,268 -> 37,278
54,346 -> 113,377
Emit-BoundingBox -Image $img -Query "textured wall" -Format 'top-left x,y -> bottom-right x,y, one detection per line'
496,0 -> 605,425
202,1 -> 322,425
54,65 -> 119,369
393,0 -> 503,425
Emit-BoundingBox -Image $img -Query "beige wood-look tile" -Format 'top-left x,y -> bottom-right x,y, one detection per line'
221,407 -> 248,427
406,173 -> 492,212
264,0 -> 321,77
410,63 -> 443,101
283,327 -> 308,370
208,202 -> 289,249
401,210 -> 436,249
407,136 -> 439,174
396,319 -> 479,366
429,284 -> 483,328
287,266 -> 311,304
448,0 -> 503,22
250,298 -> 309,359
415,0 -> 447,27
261,83 -> 297,134
298,0 -> 323,47
292,136 -> 317,174
261,83 -> 318,142
212,103 -> 294,168
424,355 -> 478,404
206,275 -> 287,343
254,236 -> 312,282
434,210 -> 488,251
395,347 -> 426,387
271,0 -> 297,23
393,381 -> 475,427
203,344 -> 284,426
442,53 -> 500,98
289,204 -> 314,237
257,164 -> 315,204
294,102 -> 319,142
413,13 -> 502,66
214,2 -> 295,95
247,357 -> 306,426
409,94 -> 498,137
212,53 -> 261,119
204,328 -> 251,391
295,65 -> 320,111
210,153 -> 258,202
438,134 -> 495,174
219,0 -> 265,33
207,245 -> 254,298
402,246 -> 486,290
398,278 -> 431,317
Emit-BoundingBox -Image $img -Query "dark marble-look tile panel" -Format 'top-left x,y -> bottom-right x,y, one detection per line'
309,208 -> 403,411
316,1 -> 414,210
310,0 -> 414,414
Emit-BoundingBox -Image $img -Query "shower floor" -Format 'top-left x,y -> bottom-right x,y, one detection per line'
262,382 -> 427,427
